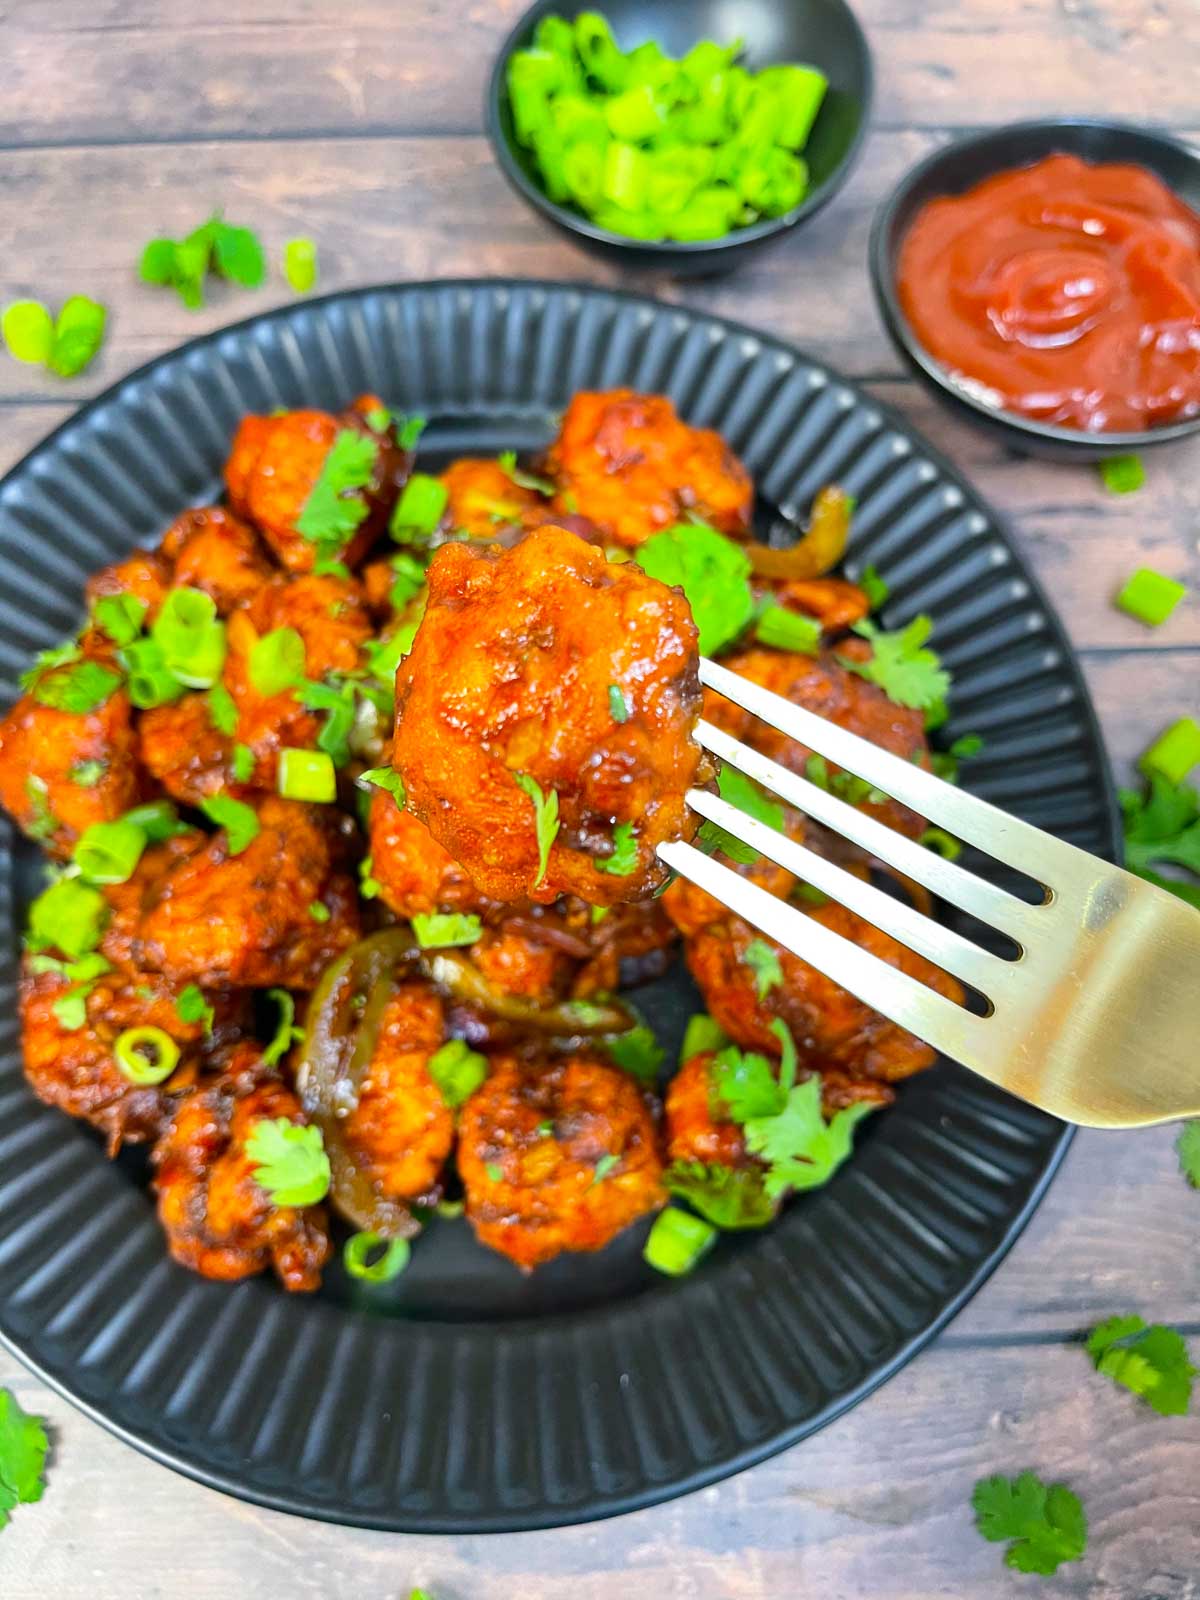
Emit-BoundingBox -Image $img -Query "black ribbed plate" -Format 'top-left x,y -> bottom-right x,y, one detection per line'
0,280 -> 1117,1531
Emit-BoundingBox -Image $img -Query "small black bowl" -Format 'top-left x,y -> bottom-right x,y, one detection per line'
870,119 -> 1200,462
487,0 -> 873,277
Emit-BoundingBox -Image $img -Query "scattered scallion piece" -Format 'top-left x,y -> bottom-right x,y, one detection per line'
344,1231 -> 411,1283
412,912 -> 483,950
1139,718 -> 1200,786
2,295 -> 107,378
113,1025 -> 180,1086
1098,454 -> 1145,495
1115,567 -> 1186,627
200,794 -> 260,854
122,799 -> 188,841
643,1205 -> 718,1276
249,627 -> 306,695
755,604 -> 822,654
72,818 -> 148,885
679,1013 -> 729,1062
277,747 -> 337,803
607,683 -> 630,723
283,238 -> 318,294
120,638 -> 184,709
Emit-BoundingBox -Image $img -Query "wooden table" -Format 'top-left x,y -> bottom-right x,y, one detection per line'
1,2 -> 1198,1593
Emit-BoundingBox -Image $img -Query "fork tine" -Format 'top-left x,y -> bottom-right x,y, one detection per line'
687,789 -> 1018,998
696,718 -> 1045,948
658,840 -> 984,1063
700,655 -> 1096,892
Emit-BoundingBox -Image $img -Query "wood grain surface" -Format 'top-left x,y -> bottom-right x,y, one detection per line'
0,0 -> 1198,1593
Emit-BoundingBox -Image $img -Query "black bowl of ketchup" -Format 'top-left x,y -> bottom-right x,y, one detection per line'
870,120 -> 1200,461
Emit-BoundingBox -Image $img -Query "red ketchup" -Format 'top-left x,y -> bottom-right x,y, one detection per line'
897,153 -> 1200,432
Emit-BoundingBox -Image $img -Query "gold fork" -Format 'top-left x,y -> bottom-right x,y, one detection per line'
657,657 -> 1200,1130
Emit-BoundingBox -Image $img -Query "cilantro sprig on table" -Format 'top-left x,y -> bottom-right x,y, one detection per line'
1087,1314 -> 1195,1415
1120,770 -> 1200,909
140,213 -> 266,309
0,1388 -> 48,1533
972,1471 -> 1087,1576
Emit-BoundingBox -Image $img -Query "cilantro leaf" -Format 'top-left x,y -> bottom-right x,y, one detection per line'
742,938 -> 783,1000
199,794 -> 260,855
231,743 -> 255,783
971,1472 -> 1087,1576
19,640 -> 81,693
597,820 -> 638,876
175,983 -> 214,1035
514,772 -> 559,889
31,660 -> 121,715
92,592 -> 147,648
637,522 -> 754,655
245,1117 -> 330,1207
859,564 -> 888,608
1121,773 -> 1200,905
842,616 -> 951,712
295,430 -> 378,556
0,1387 -> 48,1528
1087,1313 -> 1195,1415
412,912 -> 483,949
1177,1122 -> 1200,1187
743,1077 -> 875,1199
710,1044 -> 786,1122
261,988 -> 304,1068
697,764 -> 784,865
664,1161 -> 777,1230
359,766 -> 406,805
604,1023 -> 664,1084
680,1013 -> 729,1062
608,683 -> 629,723
397,415 -> 426,451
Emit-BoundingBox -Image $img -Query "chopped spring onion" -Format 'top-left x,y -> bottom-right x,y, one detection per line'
427,1039 -> 488,1108
643,1205 -> 718,1276
250,627 -> 306,695
1098,455 -> 1145,494
755,604 -> 822,654
119,638 -> 184,709
679,1013 -> 729,1062
390,474 -> 448,542
277,747 -> 337,803
343,1231 -> 412,1283
1139,718 -> 1200,786
200,794 -> 260,854
283,238 -> 318,294
608,683 -> 629,723
150,587 -> 227,689
72,818 -> 148,885
507,14 -> 826,243
1115,568 -> 1186,627
122,799 -> 188,841
113,1025 -> 180,1085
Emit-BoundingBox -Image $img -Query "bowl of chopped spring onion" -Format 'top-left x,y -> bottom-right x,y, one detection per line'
487,0 -> 873,274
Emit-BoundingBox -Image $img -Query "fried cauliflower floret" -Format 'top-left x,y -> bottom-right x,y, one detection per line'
110,797 -> 359,989
19,958 -> 232,1152
765,576 -> 871,632
704,643 -> 931,838
160,505 -> 275,613
224,395 -> 409,573
138,692 -> 239,805
343,982 -> 453,1204
457,1054 -> 664,1271
152,1051 -> 331,1291
664,1051 -> 751,1170
220,572 -> 373,785
440,457 -> 548,540
683,903 -> 962,1083
85,548 -> 173,625
393,524 -> 703,905
549,389 -> 753,548
0,673 -> 140,856
367,790 -> 492,919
